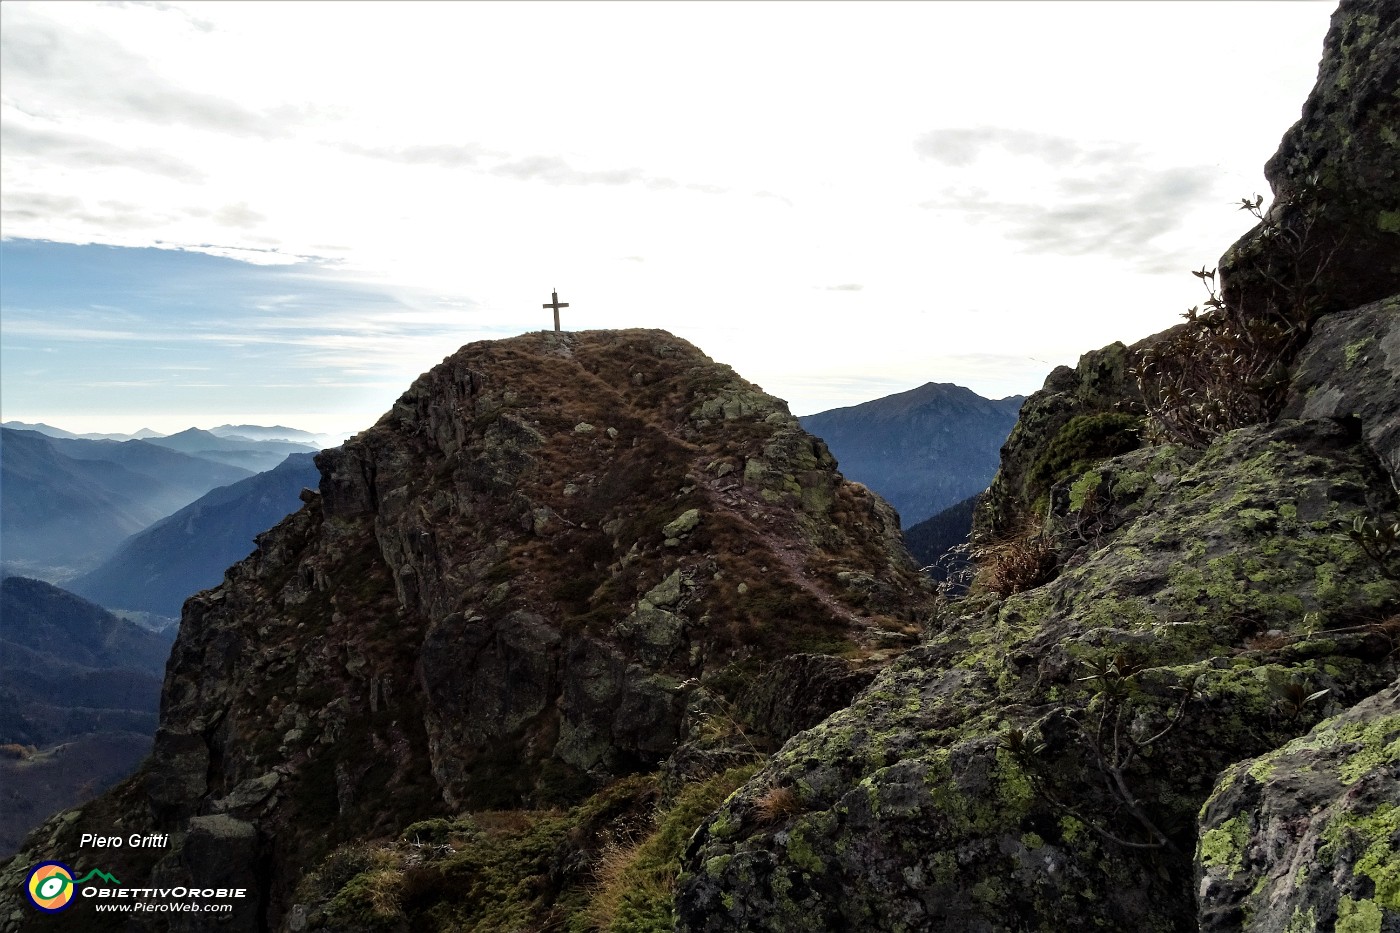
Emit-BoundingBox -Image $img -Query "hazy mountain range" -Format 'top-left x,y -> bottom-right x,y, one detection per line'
142,426 -> 318,472
0,424 -> 326,580
2,420 -> 335,447
0,428 -> 253,576
70,452 -> 322,617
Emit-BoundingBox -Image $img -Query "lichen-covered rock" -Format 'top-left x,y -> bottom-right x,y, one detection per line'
1196,677 -> 1399,933
975,339 -> 1144,541
1219,0 -> 1400,319
1283,294 -> 1400,482
677,417 -> 1400,932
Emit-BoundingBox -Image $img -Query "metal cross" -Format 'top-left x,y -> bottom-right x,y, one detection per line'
543,289 -> 569,332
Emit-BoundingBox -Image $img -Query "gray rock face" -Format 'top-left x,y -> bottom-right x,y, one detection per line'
736,653 -> 879,744
1220,0 -> 1400,319
151,814 -> 262,931
1283,294 -> 1400,482
1196,678 -> 1400,933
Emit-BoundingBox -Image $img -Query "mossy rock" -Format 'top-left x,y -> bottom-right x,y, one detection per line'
677,418 -> 1400,933
1197,678 -> 1400,932
1024,411 -> 1144,515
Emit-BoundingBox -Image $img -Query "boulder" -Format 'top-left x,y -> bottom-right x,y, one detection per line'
1196,677 -> 1399,933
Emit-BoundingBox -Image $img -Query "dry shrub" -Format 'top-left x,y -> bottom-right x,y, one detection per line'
971,522 -> 1059,597
1367,614 -> 1400,656
1134,192 -> 1336,448
0,744 -> 33,760
1134,299 -> 1302,446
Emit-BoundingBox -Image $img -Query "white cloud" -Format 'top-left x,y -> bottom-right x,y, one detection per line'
0,0 -> 1338,433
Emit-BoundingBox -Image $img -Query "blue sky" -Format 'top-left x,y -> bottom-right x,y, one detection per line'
0,1 -> 1337,437
1,238 -> 488,436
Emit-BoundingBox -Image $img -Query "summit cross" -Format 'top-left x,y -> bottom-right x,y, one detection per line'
543,289 -> 570,332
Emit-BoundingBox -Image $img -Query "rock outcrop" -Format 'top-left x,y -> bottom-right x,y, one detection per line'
0,329 -> 926,931
1196,677 -> 1399,933
1282,295 -> 1400,481
676,413 -> 1398,931
1219,0 -> 1400,319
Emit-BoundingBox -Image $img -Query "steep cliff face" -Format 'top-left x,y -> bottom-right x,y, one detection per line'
0,329 -> 927,931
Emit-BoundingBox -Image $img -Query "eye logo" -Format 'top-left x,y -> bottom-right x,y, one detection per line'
25,862 -> 76,912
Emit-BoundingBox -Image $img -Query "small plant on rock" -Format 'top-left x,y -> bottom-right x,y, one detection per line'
1347,514 -> 1400,580
1133,190 -> 1339,447
1273,680 -> 1330,725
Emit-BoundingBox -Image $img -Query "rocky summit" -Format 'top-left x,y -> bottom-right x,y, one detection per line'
1,328 -> 929,931
3,2 -> 1397,931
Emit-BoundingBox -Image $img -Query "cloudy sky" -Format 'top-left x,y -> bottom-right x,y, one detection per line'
1,0 -> 1336,439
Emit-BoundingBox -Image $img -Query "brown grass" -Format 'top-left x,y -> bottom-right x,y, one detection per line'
752,784 -> 806,825
1244,631 -> 1291,651
362,869 -> 404,919
582,836 -> 649,929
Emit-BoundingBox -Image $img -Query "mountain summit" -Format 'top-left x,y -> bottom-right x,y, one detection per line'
800,382 -> 1022,527
0,328 -> 928,929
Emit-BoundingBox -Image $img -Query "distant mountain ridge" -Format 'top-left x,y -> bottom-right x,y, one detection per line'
144,427 -> 319,472
210,424 -> 324,444
903,492 -> 979,580
0,428 -> 252,576
1,421 -> 163,441
799,382 -> 1022,527
71,452 -> 322,617
2,421 -> 335,447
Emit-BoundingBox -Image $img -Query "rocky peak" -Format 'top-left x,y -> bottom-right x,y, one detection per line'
0,327 -> 928,930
